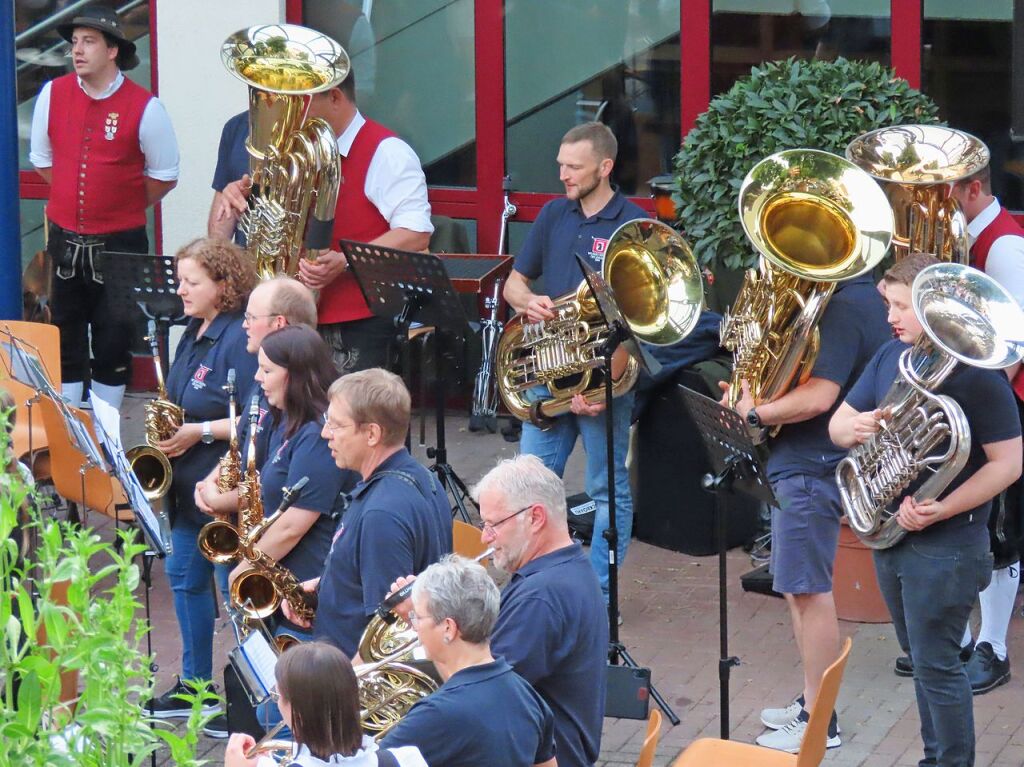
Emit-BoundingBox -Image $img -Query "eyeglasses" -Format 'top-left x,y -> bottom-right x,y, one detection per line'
243,311 -> 280,323
322,411 -> 358,434
481,504 -> 533,536
269,688 -> 281,703
408,609 -> 435,628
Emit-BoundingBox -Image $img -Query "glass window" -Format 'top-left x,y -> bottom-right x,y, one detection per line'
303,0 -> 476,188
505,0 -> 681,196
923,3 -> 1020,208
712,1 -> 891,96
15,4 -> 152,172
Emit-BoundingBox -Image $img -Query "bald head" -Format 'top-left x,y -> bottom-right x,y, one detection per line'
244,277 -> 317,353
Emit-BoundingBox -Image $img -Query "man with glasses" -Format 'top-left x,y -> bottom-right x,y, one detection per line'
282,368 -> 452,659
475,454 -> 608,767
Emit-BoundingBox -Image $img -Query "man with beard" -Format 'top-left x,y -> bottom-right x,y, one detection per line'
502,122 -> 648,603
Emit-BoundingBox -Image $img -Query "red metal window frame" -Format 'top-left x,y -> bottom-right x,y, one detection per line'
20,1 -> 927,255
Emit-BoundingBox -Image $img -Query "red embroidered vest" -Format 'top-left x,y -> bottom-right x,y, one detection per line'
47,74 -> 151,234
970,206 -> 1024,401
318,118 -> 395,324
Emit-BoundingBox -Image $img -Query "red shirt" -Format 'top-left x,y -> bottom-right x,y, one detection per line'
46,73 -> 151,234
318,118 -> 396,325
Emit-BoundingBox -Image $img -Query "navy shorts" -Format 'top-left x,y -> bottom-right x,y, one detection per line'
770,473 -> 842,595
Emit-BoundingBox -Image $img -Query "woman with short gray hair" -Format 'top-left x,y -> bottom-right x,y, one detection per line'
380,555 -> 556,767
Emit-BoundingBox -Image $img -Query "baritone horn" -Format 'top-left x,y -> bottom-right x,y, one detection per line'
222,24 -> 350,278
721,149 -> 893,438
497,219 -> 704,427
846,125 -> 989,263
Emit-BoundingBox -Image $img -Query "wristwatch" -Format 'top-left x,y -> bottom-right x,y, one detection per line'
746,408 -> 762,429
201,421 -> 214,444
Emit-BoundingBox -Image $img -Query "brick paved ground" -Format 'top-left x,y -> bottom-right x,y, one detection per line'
92,395 -> 1024,765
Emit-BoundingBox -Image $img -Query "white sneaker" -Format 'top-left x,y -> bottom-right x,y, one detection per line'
756,712 -> 841,753
759,695 -> 803,730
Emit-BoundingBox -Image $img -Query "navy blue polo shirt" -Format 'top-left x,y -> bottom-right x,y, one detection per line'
211,110 -> 249,246
313,448 -> 453,656
261,418 -> 356,583
514,191 -> 650,299
165,311 -> 257,527
491,543 -> 608,767
845,339 -> 1021,546
236,385 -> 273,470
380,658 -> 555,767
767,275 -> 890,481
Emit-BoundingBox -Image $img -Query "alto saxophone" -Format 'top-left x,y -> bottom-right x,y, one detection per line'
216,368 -> 242,494
144,320 -> 185,447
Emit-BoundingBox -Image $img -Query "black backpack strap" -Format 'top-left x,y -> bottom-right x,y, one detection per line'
376,749 -> 400,767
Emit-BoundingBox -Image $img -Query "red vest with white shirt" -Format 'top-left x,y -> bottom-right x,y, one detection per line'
970,205 -> 1024,401
46,73 -> 151,234
318,118 -> 396,325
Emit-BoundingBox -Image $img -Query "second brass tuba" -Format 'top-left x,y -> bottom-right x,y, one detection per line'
837,264 -> 1024,549
846,125 -> 989,264
222,25 -> 350,278
497,218 -> 704,427
721,149 -> 894,438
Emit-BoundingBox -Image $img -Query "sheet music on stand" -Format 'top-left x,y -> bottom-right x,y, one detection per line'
227,608 -> 279,706
89,395 -> 172,557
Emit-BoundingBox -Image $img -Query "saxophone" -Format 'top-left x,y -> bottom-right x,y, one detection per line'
144,319 -> 185,446
837,264 -> 1024,549
198,395 -> 262,565
216,368 -> 242,495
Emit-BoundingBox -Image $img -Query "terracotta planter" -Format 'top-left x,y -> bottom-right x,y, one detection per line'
833,517 -> 891,624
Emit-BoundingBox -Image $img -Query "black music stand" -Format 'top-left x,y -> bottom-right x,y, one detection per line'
678,386 -> 777,740
575,256 -> 680,726
340,240 -> 475,524
103,251 -> 186,360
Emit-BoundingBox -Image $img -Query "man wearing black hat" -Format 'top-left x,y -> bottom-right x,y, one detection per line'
29,5 -> 179,410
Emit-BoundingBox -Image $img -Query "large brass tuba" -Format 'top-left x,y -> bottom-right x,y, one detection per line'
837,264 -> 1024,549
846,125 -> 989,264
496,218 -> 704,427
144,320 -> 184,447
222,25 -> 350,278
721,149 -> 893,437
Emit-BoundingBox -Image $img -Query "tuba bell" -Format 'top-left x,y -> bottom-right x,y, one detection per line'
496,218 -> 704,427
846,125 -> 989,264
222,25 -> 350,278
721,149 -> 894,439
837,263 -> 1024,549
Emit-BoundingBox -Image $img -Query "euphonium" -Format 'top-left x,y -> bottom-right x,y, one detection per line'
837,264 -> 1024,549
721,149 -> 894,439
198,395 -> 262,565
216,368 -> 242,495
496,218 -> 704,427
222,25 -> 350,278
144,319 -> 184,446
846,125 -> 989,264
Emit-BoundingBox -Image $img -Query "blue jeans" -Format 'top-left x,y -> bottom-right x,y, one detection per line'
520,388 -> 635,598
166,517 -> 219,682
874,541 -> 993,767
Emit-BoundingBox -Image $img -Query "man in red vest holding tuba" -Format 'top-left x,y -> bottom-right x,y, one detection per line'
217,70 -> 433,374
29,5 -> 179,409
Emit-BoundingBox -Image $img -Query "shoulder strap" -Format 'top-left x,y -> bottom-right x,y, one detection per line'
376,749 -> 400,767
367,468 -> 437,500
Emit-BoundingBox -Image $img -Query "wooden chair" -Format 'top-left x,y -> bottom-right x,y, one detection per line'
636,709 -> 664,767
671,637 -> 852,767
0,321 -> 61,464
452,519 -> 489,560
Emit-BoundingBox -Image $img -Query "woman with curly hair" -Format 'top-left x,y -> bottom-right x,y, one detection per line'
146,237 -> 258,719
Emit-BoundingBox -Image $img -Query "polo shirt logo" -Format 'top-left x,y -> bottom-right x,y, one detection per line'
272,439 -> 289,464
589,237 -> 609,261
190,364 -> 212,390
256,407 -> 270,431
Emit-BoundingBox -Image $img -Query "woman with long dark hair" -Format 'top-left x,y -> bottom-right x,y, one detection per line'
224,642 -> 427,767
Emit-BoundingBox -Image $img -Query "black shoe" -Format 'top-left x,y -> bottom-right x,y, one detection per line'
202,714 -> 230,739
894,655 -> 914,677
142,677 -> 221,720
960,640 -> 975,663
966,642 -> 1010,695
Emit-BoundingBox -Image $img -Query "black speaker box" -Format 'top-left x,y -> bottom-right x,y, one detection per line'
633,370 -> 761,555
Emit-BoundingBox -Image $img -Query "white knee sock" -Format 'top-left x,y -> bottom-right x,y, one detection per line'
90,382 -> 125,410
976,564 -> 1020,661
61,381 -> 84,408
962,623 -> 974,649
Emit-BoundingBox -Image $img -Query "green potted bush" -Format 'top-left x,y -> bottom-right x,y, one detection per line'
0,408 -> 212,766
672,56 -> 940,303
